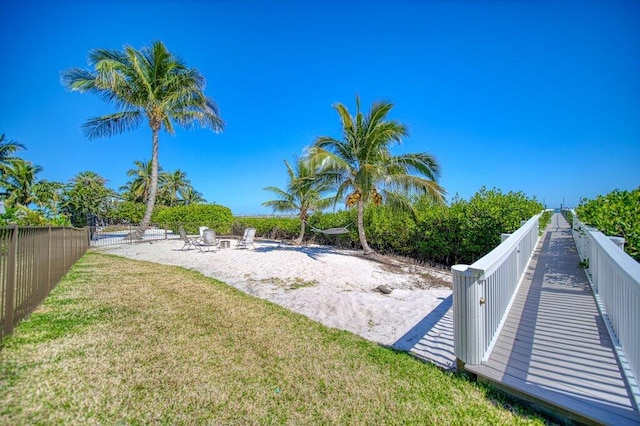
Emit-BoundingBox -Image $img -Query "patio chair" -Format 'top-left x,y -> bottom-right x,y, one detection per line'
179,226 -> 199,251
236,228 -> 256,249
199,229 -> 220,252
198,226 -> 209,243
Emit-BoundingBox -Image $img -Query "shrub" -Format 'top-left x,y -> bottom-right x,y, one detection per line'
307,210 -> 358,248
232,217 -> 300,239
154,204 -> 233,234
108,201 -> 147,224
362,206 -> 417,256
248,188 -> 544,266
414,188 -> 543,265
576,187 -> 640,261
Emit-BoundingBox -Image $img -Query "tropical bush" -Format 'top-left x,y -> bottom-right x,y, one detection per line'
307,187 -> 544,265
104,201 -> 147,224
576,187 -> 640,261
0,205 -> 71,227
232,217 -> 300,239
155,204 -> 233,234
308,209 -> 358,248
415,189 -> 546,265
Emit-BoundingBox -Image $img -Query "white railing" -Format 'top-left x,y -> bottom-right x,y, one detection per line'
568,210 -> 640,408
452,213 -> 542,366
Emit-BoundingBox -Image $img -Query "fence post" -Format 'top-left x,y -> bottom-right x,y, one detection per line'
63,227 -> 67,271
47,226 -> 52,292
452,264 -> 485,370
3,224 -> 18,338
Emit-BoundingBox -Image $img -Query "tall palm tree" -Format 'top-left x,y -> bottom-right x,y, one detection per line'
1,158 -> 43,207
180,186 -> 206,205
62,41 -> 224,238
0,134 -> 26,179
33,179 -> 66,216
120,159 -> 157,203
263,157 -> 334,245
159,169 -> 190,206
62,171 -> 116,227
308,96 -> 445,255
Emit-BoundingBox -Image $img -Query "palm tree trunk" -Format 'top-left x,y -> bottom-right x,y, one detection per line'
357,199 -> 375,255
133,129 -> 159,239
294,218 -> 306,245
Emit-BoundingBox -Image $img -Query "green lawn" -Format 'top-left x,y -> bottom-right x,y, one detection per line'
0,252 -> 547,424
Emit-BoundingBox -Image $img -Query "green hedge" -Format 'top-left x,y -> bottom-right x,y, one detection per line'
236,188 -> 545,266
232,217 -> 300,239
413,190 -> 546,265
307,210 -> 358,248
302,187 -> 544,265
576,187 -> 640,262
155,204 -> 233,234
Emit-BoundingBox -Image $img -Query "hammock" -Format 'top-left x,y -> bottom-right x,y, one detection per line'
310,223 -> 352,235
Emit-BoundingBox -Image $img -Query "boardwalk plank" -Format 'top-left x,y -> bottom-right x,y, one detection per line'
468,363 -> 640,425
467,213 -> 640,425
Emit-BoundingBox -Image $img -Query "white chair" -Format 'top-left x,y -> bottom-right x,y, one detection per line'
179,226 -> 199,251
199,229 -> 219,252
236,228 -> 256,249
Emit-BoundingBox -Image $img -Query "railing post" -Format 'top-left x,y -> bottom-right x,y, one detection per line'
3,224 -> 18,338
608,236 -> 625,250
452,265 -> 485,369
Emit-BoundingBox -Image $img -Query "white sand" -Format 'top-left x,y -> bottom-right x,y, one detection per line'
95,239 -> 455,367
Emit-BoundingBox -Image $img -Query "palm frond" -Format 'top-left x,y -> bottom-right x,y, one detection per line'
389,152 -> 441,180
380,190 -> 415,215
82,111 -> 143,139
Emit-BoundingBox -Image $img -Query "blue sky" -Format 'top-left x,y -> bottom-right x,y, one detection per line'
1,0 -> 638,214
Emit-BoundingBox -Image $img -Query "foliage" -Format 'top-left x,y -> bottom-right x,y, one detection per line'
179,186 -> 206,205
233,216 -> 301,239
106,201 -> 148,224
1,158 -> 43,207
119,159 -> 155,203
308,95 -> 444,254
413,200 -> 468,265
576,187 -> 640,261
262,157 -> 335,244
62,41 -> 224,236
308,188 -> 544,265
539,209 -> 553,234
415,188 -> 543,264
0,205 -> 71,226
154,204 -> 233,234
362,205 -> 417,255
61,171 -> 117,227
158,169 -> 191,207
307,209 -> 358,247
0,134 -> 25,181
121,160 -> 206,207
32,180 -> 66,216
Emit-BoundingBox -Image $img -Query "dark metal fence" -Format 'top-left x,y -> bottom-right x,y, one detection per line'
0,225 -> 89,340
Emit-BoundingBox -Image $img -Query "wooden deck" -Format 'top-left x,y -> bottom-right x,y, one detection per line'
465,214 -> 640,425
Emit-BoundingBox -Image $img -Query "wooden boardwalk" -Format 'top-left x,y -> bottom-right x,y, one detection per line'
465,214 -> 639,425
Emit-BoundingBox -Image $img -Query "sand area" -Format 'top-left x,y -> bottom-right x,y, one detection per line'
94,238 -> 455,368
